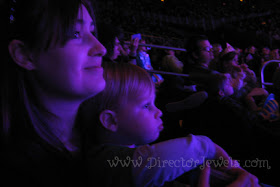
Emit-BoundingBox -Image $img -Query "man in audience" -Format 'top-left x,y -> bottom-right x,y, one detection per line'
182,35 -> 220,93
183,35 -> 215,75
245,45 -> 261,77
260,46 -> 271,65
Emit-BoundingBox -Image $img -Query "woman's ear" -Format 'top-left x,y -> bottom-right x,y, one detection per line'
8,40 -> 36,70
99,110 -> 118,132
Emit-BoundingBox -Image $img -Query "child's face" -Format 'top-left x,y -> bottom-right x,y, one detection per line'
115,91 -> 163,145
33,5 -> 106,99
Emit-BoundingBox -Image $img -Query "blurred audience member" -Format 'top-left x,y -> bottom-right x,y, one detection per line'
136,39 -> 164,87
270,48 -> 280,60
161,49 -> 184,73
260,46 -> 271,65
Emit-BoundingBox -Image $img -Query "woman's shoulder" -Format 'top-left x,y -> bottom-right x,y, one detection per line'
2,137 -> 85,186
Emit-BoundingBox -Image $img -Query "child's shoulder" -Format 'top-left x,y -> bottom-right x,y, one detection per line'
86,144 -> 135,186
87,144 -> 135,160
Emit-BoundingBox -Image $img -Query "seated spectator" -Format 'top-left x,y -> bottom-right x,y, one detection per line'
215,51 -> 246,91
117,36 -> 141,65
3,0 -> 107,186
182,73 -> 262,163
161,49 -> 184,73
252,67 -> 280,186
260,46 -> 271,65
97,23 -> 123,63
183,35 -> 215,75
136,39 -> 164,87
97,23 -> 139,64
78,62 -> 259,187
270,48 -> 280,60
183,71 -> 279,185
182,35 -> 220,94
215,45 -> 264,109
245,45 -> 261,78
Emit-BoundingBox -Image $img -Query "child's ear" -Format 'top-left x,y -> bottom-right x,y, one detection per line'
99,110 -> 118,132
218,90 -> 225,97
8,40 -> 36,70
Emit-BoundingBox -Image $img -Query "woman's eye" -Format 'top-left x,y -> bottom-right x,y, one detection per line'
73,31 -> 81,39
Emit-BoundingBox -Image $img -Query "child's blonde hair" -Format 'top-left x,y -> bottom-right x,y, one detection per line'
78,62 -> 155,143
99,61 -> 155,111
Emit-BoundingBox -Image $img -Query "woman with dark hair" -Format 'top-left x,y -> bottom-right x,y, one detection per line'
97,23 -> 123,61
97,23 -> 139,64
2,0 -> 106,186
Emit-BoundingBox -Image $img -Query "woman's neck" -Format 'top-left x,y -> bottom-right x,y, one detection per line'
39,94 -> 80,130
33,85 -> 83,152
42,97 -> 82,149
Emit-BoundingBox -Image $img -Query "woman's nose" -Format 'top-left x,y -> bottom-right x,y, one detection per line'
88,36 -> 107,57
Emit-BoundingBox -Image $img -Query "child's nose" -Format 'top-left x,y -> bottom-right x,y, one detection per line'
155,107 -> 163,118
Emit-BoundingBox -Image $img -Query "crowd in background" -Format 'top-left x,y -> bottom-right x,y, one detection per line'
95,0 -> 280,50
97,18 -> 280,185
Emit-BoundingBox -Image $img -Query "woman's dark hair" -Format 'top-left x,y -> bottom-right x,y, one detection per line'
2,0 -> 95,149
8,0 -> 95,52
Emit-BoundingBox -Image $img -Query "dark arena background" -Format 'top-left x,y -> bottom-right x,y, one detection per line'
94,0 -> 280,49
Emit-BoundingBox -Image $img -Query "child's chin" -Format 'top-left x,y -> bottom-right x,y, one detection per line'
147,136 -> 159,144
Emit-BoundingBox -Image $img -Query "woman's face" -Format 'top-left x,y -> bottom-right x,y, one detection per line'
111,37 -> 121,60
32,5 -> 106,100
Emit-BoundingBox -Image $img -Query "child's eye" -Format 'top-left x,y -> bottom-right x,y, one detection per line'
144,103 -> 150,109
144,103 -> 152,109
